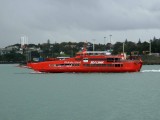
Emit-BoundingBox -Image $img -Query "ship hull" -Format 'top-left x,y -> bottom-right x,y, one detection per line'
28,60 -> 142,73
27,50 -> 143,73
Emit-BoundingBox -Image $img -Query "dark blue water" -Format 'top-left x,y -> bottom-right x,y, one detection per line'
0,64 -> 160,120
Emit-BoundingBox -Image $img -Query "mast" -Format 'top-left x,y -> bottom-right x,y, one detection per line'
109,35 -> 112,51
123,42 -> 124,53
92,39 -> 96,51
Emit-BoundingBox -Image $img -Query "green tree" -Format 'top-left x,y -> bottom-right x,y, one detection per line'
112,42 -> 123,54
124,41 -> 137,55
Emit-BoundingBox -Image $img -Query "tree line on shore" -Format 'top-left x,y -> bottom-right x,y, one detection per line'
0,37 -> 160,63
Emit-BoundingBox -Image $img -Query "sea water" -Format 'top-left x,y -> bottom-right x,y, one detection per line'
0,64 -> 160,120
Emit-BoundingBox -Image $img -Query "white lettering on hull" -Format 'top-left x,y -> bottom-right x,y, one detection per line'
90,61 -> 104,64
64,61 -> 81,64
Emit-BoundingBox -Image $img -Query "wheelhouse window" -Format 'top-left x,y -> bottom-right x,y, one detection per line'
83,58 -> 88,62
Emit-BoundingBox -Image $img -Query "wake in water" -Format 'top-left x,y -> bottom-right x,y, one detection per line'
141,69 -> 160,72
30,71 -> 45,74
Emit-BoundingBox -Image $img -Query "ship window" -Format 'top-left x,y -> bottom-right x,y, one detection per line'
53,64 -> 80,67
106,64 -> 114,67
115,64 -> 123,67
83,58 -> 88,62
115,58 -> 120,62
84,64 -> 109,67
83,58 -> 88,60
107,58 -> 114,62
56,64 -> 64,66
84,64 -> 90,67
115,64 -> 120,67
83,64 -> 120,67
55,64 -> 80,67
72,64 -> 80,66
84,64 -> 117,67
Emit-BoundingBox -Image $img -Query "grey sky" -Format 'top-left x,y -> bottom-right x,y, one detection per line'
1,0 -> 160,47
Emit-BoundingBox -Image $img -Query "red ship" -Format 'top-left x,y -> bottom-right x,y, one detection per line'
27,50 -> 143,73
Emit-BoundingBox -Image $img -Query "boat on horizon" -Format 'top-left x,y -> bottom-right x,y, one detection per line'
27,49 -> 143,73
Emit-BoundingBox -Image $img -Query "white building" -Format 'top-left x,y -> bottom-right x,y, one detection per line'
20,35 -> 28,48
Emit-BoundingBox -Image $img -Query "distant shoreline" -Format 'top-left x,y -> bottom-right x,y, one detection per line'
0,61 -> 25,64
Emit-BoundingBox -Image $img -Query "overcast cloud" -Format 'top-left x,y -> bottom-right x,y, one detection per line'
1,0 -> 160,47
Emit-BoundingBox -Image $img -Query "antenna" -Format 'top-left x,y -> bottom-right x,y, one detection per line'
104,37 -> 106,45
92,39 -> 96,51
109,35 -> 112,51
